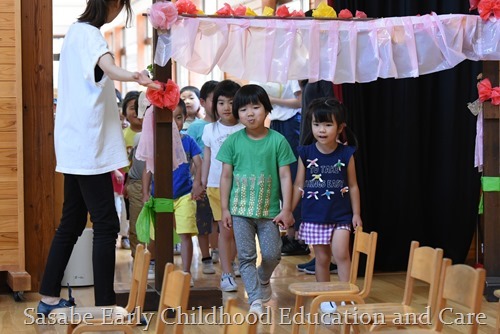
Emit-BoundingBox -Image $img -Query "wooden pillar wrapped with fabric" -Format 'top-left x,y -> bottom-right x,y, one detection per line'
483,61 -> 500,301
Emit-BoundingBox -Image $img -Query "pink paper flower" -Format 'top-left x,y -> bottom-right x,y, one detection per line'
146,79 -> 180,111
216,3 -> 234,16
175,0 -> 198,15
276,5 -> 291,17
339,9 -> 353,19
148,1 -> 178,30
233,4 -> 247,16
355,10 -> 368,18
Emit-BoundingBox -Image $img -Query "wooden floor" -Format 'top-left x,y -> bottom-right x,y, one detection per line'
1,239 -> 499,334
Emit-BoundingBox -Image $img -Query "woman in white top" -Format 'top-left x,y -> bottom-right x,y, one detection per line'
37,0 -> 156,317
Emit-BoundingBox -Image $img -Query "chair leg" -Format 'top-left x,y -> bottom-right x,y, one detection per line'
66,323 -> 77,334
292,295 -> 305,334
341,323 -> 351,334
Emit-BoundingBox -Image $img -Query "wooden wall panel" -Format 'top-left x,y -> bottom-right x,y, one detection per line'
0,2 -> 15,12
0,13 -> 13,30
0,48 -> 15,63
0,0 -> 24,283
0,216 -> 19,232
0,98 -> 17,115
22,0 -> 55,292
0,30 -> 15,47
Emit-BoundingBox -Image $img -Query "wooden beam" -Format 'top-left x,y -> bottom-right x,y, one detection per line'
482,61 -> 500,301
21,0 -> 56,292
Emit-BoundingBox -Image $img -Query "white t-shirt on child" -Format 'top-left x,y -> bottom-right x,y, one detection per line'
54,22 -> 129,175
202,121 -> 245,187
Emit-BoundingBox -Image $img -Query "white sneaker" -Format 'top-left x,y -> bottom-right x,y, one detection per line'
148,261 -> 155,280
320,301 -> 338,313
211,249 -> 219,264
173,243 -> 181,255
260,280 -> 272,303
232,261 -> 241,277
220,273 -> 238,292
249,299 -> 264,316
202,259 -> 215,274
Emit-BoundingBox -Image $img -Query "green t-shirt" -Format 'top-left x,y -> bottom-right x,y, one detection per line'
216,129 -> 296,219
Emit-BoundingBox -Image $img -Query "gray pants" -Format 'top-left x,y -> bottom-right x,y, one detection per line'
232,216 -> 282,304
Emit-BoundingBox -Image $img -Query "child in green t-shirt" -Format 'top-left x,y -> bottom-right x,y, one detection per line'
217,84 -> 296,316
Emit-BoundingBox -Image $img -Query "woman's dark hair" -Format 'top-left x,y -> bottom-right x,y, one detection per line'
211,80 -> 241,121
303,97 -> 358,148
180,86 -> 200,99
232,84 -> 273,119
121,90 -> 140,117
79,0 -> 133,28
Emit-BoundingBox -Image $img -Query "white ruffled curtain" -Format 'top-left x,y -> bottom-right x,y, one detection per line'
156,13 -> 500,84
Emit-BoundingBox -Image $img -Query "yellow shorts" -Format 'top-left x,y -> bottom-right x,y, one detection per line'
174,193 -> 198,236
207,187 -> 222,221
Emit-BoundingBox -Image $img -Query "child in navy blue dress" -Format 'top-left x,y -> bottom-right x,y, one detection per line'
291,97 -> 363,313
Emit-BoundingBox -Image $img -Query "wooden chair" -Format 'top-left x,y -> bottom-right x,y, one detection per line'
223,298 -> 258,334
355,258 -> 486,334
153,263 -> 191,334
288,226 -> 378,334
336,240 -> 444,334
54,244 -> 151,334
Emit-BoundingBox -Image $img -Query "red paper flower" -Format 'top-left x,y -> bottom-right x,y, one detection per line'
339,9 -> 353,19
478,0 -> 500,20
290,10 -> 305,17
148,1 -> 178,30
216,3 -> 234,16
175,0 -> 198,15
478,78 -> 493,102
233,4 -> 247,16
146,79 -> 180,111
478,78 -> 500,105
491,87 -> 500,105
276,5 -> 291,17
355,10 -> 368,18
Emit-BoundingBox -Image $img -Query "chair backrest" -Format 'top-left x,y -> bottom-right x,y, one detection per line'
432,259 -> 486,334
401,241 -> 444,318
125,243 -> 151,323
154,263 -> 191,334
223,298 -> 258,334
348,226 -> 378,299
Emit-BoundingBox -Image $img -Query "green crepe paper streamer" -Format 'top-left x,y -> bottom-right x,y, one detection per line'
478,177 -> 500,214
137,197 -> 178,244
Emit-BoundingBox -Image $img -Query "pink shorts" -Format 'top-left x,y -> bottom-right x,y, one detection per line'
298,222 -> 351,245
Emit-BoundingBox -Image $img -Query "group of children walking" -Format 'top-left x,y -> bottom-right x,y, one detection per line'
136,78 -> 363,316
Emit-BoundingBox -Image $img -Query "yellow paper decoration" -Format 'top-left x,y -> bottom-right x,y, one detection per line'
197,9 -> 205,15
263,6 -> 275,16
313,2 -> 337,18
246,7 -> 257,16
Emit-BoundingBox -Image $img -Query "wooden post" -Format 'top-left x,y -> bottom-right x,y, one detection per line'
482,61 -> 500,302
117,1 -> 222,311
152,62 -> 174,292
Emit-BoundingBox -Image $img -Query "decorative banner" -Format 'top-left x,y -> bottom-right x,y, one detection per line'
158,13 -> 499,84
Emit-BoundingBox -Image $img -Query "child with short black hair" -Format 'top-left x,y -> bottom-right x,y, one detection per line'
217,84 -> 296,315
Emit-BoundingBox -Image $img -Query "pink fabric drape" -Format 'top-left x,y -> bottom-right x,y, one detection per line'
158,13 -> 499,83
